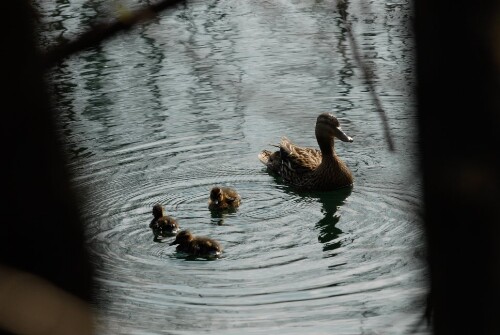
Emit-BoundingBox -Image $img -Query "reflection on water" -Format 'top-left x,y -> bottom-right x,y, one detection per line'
314,187 -> 352,253
40,0 -> 426,334
269,176 -> 352,254
209,207 -> 238,226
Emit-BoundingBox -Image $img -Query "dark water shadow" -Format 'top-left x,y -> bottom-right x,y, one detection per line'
308,187 -> 352,254
264,168 -> 352,253
152,234 -> 176,243
171,251 -> 222,262
209,207 -> 238,225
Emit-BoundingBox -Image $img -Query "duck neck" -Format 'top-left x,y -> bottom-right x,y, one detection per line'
316,133 -> 336,161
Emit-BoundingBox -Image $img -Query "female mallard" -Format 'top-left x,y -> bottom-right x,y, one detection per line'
258,113 -> 354,191
208,186 -> 241,210
170,230 -> 223,257
150,204 -> 180,239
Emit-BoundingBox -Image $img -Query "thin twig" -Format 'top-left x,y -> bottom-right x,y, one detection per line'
337,0 -> 395,151
42,0 -> 186,69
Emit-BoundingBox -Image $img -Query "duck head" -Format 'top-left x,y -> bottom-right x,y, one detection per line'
152,204 -> 164,219
315,113 -> 353,143
210,187 -> 224,205
170,230 -> 194,245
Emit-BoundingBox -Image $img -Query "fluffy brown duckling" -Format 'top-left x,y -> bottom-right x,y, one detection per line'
208,186 -> 241,211
150,204 -> 179,240
170,230 -> 223,257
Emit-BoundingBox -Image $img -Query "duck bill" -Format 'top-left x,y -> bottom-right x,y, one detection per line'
169,240 -> 179,246
335,127 -> 353,142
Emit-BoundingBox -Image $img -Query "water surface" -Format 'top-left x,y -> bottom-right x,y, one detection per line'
41,0 -> 426,334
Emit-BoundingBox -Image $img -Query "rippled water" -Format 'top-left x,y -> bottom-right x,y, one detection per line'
41,0 -> 427,334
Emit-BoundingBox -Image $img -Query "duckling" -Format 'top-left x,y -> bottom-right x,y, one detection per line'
208,186 -> 241,211
150,204 -> 179,240
170,230 -> 222,257
258,113 -> 354,191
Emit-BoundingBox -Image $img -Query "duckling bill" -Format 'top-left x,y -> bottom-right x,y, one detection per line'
170,230 -> 222,257
150,204 -> 179,240
208,186 -> 241,211
258,113 -> 354,191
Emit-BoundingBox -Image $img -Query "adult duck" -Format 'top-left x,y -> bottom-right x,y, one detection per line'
208,186 -> 241,211
150,204 -> 180,239
170,230 -> 222,257
258,113 -> 354,191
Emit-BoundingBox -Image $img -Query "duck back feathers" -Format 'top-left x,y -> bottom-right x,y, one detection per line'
170,230 -> 222,257
150,204 -> 179,238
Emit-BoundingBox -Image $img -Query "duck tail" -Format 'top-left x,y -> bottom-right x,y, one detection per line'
258,150 -> 272,165
258,149 -> 281,173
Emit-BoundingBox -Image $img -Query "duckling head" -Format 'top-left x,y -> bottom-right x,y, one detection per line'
210,187 -> 224,205
170,230 -> 194,245
315,113 -> 353,143
152,204 -> 164,219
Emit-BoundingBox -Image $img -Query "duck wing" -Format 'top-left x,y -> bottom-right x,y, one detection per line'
221,187 -> 240,202
279,137 -> 322,176
194,238 -> 222,255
